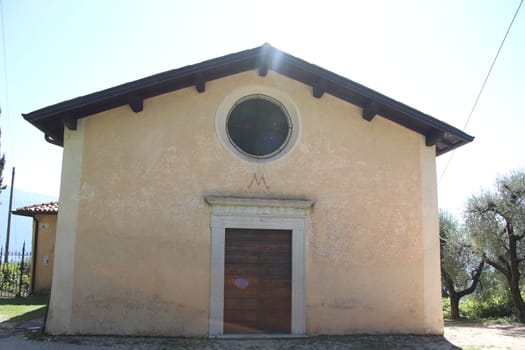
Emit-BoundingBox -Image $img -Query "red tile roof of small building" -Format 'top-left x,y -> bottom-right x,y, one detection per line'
12,201 -> 59,217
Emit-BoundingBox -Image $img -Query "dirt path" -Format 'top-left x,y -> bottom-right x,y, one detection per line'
444,321 -> 525,349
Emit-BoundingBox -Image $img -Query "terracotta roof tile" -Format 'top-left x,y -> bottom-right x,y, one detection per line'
12,201 -> 59,217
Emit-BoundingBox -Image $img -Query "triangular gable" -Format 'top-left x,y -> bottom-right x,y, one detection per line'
23,44 -> 473,155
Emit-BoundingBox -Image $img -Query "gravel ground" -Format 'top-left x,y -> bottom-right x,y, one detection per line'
444,321 -> 525,349
0,332 -> 459,350
0,321 -> 523,349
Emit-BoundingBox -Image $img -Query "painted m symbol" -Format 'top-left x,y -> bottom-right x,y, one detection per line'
248,173 -> 270,190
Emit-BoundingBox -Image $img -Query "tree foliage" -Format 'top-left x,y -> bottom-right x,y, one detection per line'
465,170 -> 525,322
440,210 -> 484,319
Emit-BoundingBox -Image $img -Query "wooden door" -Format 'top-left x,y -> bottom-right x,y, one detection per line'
224,228 -> 292,334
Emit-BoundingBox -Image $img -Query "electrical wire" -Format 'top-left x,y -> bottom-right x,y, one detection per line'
0,0 -> 20,252
438,0 -> 523,185
0,0 -> 14,165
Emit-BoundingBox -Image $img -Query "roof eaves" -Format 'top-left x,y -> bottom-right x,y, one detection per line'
23,46 -> 263,123
23,46 -> 266,146
23,44 -> 473,155
11,210 -> 36,217
12,210 -> 58,217
12,201 -> 59,217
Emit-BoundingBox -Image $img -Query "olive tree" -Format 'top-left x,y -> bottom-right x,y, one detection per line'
465,170 -> 525,322
440,210 -> 484,319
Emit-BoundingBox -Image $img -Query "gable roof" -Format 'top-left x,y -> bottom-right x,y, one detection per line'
12,201 -> 59,217
23,44 -> 473,156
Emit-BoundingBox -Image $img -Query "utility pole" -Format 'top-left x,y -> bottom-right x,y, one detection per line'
4,167 -> 14,263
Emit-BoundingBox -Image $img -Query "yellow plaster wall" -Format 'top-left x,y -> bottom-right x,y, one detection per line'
32,214 -> 57,294
46,123 -> 84,334
420,139 -> 444,333
48,70 -> 442,335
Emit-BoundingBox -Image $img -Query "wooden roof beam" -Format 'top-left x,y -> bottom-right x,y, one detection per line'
257,44 -> 271,76
62,114 -> 77,130
313,79 -> 326,98
362,101 -> 378,121
127,93 -> 143,113
195,73 -> 206,93
257,55 -> 269,76
426,130 -> 445,147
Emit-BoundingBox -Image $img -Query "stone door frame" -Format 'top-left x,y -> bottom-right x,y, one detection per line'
205,196 -> 313,336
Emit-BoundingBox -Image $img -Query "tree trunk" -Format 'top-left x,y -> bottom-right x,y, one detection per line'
444,273 -> 462,320
508,278 -> 525,323
449,292 -> 460,320
508,234 -> 525,323
443,261 -> 484,320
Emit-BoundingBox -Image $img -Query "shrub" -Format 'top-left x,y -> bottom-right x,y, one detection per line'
460,293 -> 514,320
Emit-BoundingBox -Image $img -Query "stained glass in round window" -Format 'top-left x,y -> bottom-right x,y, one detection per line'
227,95 -> 291,158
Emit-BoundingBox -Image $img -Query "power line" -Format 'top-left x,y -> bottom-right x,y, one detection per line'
438,0 -> 523,185
0,0 -> 15,166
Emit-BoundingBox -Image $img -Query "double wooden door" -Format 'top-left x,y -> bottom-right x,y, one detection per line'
223,228 -> 292,334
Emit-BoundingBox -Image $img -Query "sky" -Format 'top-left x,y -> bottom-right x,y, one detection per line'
0,0 -> 524,223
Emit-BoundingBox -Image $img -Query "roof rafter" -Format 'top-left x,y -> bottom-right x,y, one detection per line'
362,101 -> 379,121
313,79 -> 327,98
195,72 -> 206,93
127,92 -> 143,113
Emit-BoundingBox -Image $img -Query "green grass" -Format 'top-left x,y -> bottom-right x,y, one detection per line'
0,295 -> 48,326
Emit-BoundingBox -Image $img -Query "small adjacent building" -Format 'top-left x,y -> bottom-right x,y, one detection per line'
12,201 -> 59,295
23,44 -> 473,336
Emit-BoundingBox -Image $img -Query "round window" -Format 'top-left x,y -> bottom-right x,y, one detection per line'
226,95 -> 292,159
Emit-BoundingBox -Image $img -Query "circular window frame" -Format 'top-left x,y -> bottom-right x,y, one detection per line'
216,85 -> 301,163
226,94 -> 292,159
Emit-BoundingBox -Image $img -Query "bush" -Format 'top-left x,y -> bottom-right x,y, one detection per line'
443,291 -> 518,321
442,298 -> 451,318
0,261 -> 32,297
459,293 -> 514,320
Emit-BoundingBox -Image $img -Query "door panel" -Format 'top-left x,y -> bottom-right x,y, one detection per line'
223,228 -> 291,334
